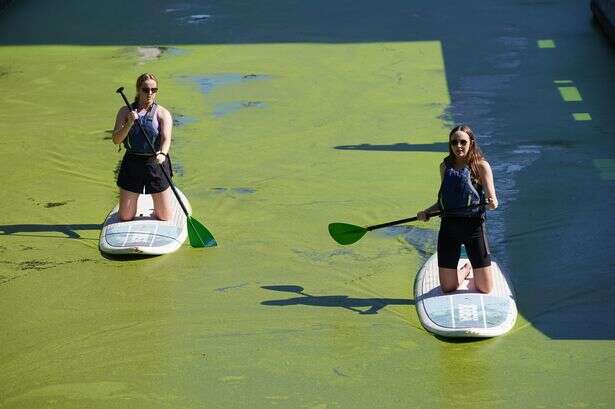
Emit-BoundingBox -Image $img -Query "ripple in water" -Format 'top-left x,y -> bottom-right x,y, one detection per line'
376,225 -> 438,262
180,14 -> 212,24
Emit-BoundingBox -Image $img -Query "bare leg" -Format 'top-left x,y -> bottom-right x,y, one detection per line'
439,263 -> 472,293
473,265 -> 493,293
152,188 -> 174,221
118,188 -> 139,221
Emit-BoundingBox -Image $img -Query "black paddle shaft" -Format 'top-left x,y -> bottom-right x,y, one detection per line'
116,87 -> 190,218
366,211 -> 442,231
365,202 -> 487,232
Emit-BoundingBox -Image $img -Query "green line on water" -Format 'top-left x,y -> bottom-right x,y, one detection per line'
593,159 -> 615,180
537,39 -> 556,48
572,113 -> 592,121
558,86 -> 582,102
554,80 -> 573,84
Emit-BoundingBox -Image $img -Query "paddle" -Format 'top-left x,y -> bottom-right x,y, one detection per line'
116,87 -> 217,248
329,203 -> 485,245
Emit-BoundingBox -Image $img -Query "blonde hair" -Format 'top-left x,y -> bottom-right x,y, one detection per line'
134,73 -> 159,105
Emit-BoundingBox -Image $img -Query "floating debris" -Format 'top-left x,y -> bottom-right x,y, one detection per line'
45,201 -> 69,208
172,113 -> 197,127
137,46 -> 165,62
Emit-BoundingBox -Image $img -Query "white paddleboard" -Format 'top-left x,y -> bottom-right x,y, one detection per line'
414,251 -> 517,338
99,189 -> 191,255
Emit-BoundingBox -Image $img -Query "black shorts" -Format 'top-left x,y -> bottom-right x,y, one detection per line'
116,153 -> 173,194
437,217 -> 491,269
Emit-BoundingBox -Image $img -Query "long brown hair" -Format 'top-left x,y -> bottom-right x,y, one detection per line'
446,124 -> 485,181
134,73 -> 159,105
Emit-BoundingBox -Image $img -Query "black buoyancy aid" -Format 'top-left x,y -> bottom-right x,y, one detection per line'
438,158 -> 485,218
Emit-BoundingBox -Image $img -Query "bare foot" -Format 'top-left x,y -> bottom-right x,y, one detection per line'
458,262 -> 472,283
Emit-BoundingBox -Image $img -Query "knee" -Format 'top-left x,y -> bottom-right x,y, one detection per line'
476,277 -> 493,294
118,211 -> 134,222
473,266 -> 493,293
441,282 -> 458,293
155,210 -> 173,221
475,281 -> 493,294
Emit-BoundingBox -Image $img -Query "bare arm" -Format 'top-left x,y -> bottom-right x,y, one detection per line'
112,106 -> 137,145
157,106 -> 172,155
478,160 -> 498,209
152,106 -> 173,164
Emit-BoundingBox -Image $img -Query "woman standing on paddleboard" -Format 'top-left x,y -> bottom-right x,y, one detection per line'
417,125 -> 498,293
112,73 -> 174,221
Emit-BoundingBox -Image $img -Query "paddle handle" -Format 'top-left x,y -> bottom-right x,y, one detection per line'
116,87 -> 191,218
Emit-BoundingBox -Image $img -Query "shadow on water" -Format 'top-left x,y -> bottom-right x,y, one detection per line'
99,252 -> 160,261
261,285 -> 413,315
432,334 -> 490,344
0,0 -> 482,46
1,0 -> 614,340
0,223 -> 102,239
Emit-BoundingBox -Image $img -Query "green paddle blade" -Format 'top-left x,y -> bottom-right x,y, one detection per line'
187,216 -> 217,248
328,223 -> 368,245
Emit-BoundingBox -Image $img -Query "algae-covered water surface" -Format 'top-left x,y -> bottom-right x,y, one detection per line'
1,0 -> 614,408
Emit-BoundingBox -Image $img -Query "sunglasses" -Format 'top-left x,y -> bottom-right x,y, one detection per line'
141,87 -> 158,93
450,139 -> 469,146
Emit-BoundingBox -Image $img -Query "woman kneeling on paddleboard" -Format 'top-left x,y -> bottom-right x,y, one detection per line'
112,73 -> 174,221
417,125 -> 498,294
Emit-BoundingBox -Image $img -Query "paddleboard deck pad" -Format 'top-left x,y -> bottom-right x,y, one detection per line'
415,252 -> 517,338
99,189 -> 190,255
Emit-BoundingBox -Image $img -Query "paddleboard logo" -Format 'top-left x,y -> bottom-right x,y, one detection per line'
458,304 -> 479,322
